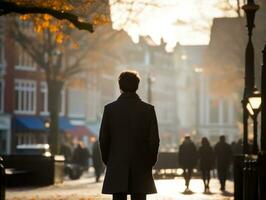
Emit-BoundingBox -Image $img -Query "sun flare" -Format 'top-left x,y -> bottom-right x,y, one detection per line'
110,0 -> 239,51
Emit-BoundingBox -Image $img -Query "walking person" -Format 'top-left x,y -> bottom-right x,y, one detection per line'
198,137 -> 214,193
92,140 -> 104,182
178,135 -> 197,192
214,135 -> 232,191
72,141 -> 91,171
99,70 -> 160,200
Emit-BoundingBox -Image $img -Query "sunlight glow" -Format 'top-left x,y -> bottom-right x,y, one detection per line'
110,0 -> 239,51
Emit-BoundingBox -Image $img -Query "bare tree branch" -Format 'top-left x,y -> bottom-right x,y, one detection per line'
0,1 -> 94,32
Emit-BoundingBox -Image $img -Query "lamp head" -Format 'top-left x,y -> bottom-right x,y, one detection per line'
247,87 -> 262,116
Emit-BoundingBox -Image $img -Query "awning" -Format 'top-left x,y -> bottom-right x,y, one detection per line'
14,115 -> 75,133
59,117 -> 75,132
68,125 -> 96,138
13,115 -> 46,132
87,122 -> 101,136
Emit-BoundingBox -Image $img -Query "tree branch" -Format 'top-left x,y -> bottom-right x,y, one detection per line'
0,1 -> 94,32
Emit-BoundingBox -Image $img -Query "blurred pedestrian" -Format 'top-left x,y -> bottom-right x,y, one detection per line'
179,135 -> 197,191
92,140 -> 104,182
234,139 -> 243,155
198,137 -> 214,193
99,71 -> 160,200
60,143 -> 72,162
214,135 -> 232,191
72,141 -> 91,171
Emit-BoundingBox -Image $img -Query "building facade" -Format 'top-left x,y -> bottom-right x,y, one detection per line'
176,45 -> 239,144
0,18 -> 94,154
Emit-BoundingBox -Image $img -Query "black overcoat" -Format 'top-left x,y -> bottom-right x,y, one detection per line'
214,141 -> 232,168
198,145 -> 215,171
99,92 -> 160,194
178,140 -> 197,169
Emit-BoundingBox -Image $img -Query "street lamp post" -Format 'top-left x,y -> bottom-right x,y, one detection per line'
242,0 -> 259,154
246,88 -> 262,154
261,45 -> 266,152
234,2 -> 260,200
259,44 -> 266,200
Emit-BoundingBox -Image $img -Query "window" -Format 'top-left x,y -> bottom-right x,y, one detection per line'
209,99 -> 219,124
17,134 -> 36,145
0,80 -> 4,112
40,82 -> 65,115
15,43 -> 37,71
40,82 -> 48,115
0,130 -> 7,154
15,79 -> 36,114
68,89 -> 86,118
223,100 -> 229,124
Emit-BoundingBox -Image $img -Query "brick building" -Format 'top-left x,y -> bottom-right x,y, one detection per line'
0,18 -> 94,154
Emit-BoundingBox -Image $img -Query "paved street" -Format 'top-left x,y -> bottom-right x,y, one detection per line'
6,173 -> 234,200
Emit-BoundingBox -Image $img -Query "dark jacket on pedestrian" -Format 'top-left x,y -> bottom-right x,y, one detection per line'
99,92 -> 160,194
179,138 -> 197,169
214,140 -> 232,168
198,144 -> 214,171
72,144 -> 90,169
92,141 -> 104,172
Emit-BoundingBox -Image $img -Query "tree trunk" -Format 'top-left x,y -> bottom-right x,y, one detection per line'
48,79 -> 63,155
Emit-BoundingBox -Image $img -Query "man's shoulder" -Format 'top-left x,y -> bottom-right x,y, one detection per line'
104,101 -> 117,110
105,100 -> 154,110
139,101 -> 154,109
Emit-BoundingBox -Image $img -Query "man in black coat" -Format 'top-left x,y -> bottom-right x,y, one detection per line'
178,135 -> 197,191
92,140 -> 104,182
214,135 -> 232,191
99,70 -> 160,200
72,141 -> 90,170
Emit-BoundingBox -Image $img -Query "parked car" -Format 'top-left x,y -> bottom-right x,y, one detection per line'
15,144 -> 83,180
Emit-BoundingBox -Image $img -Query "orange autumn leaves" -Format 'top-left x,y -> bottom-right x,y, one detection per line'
14,0 -> 110,45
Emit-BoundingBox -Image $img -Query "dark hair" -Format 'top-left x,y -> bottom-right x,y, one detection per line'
220,135 -> 225,142
201,137 -> 210,146
119,70 -> 140,92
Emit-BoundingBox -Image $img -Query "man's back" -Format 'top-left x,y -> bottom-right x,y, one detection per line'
99,92 -> 159,194
214,141 -> 232,167
179,140 -> 197,169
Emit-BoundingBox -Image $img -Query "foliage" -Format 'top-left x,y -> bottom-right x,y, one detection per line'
0,0 -> 110,42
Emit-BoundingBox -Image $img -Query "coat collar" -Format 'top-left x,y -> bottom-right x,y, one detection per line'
118,92 -> 141,100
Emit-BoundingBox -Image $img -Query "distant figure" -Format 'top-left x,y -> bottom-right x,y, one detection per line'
214,135 -> 232,191
179,135 -> 197,191
72,141 -> 91,170
92,140 -> 104,182
198,137 -> 214,193
99,70 -> 160,200
235,139 -> 243,155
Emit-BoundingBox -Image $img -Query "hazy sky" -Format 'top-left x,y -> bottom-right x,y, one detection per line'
110,0 -> 238,51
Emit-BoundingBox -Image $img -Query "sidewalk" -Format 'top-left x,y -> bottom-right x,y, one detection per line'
6,175 -> 234,200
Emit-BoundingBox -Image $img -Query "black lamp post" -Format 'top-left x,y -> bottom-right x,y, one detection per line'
242,0 -> 259,154
258,44 -> 266,200
261,45 -> 266,152
246,87 -> 262,154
